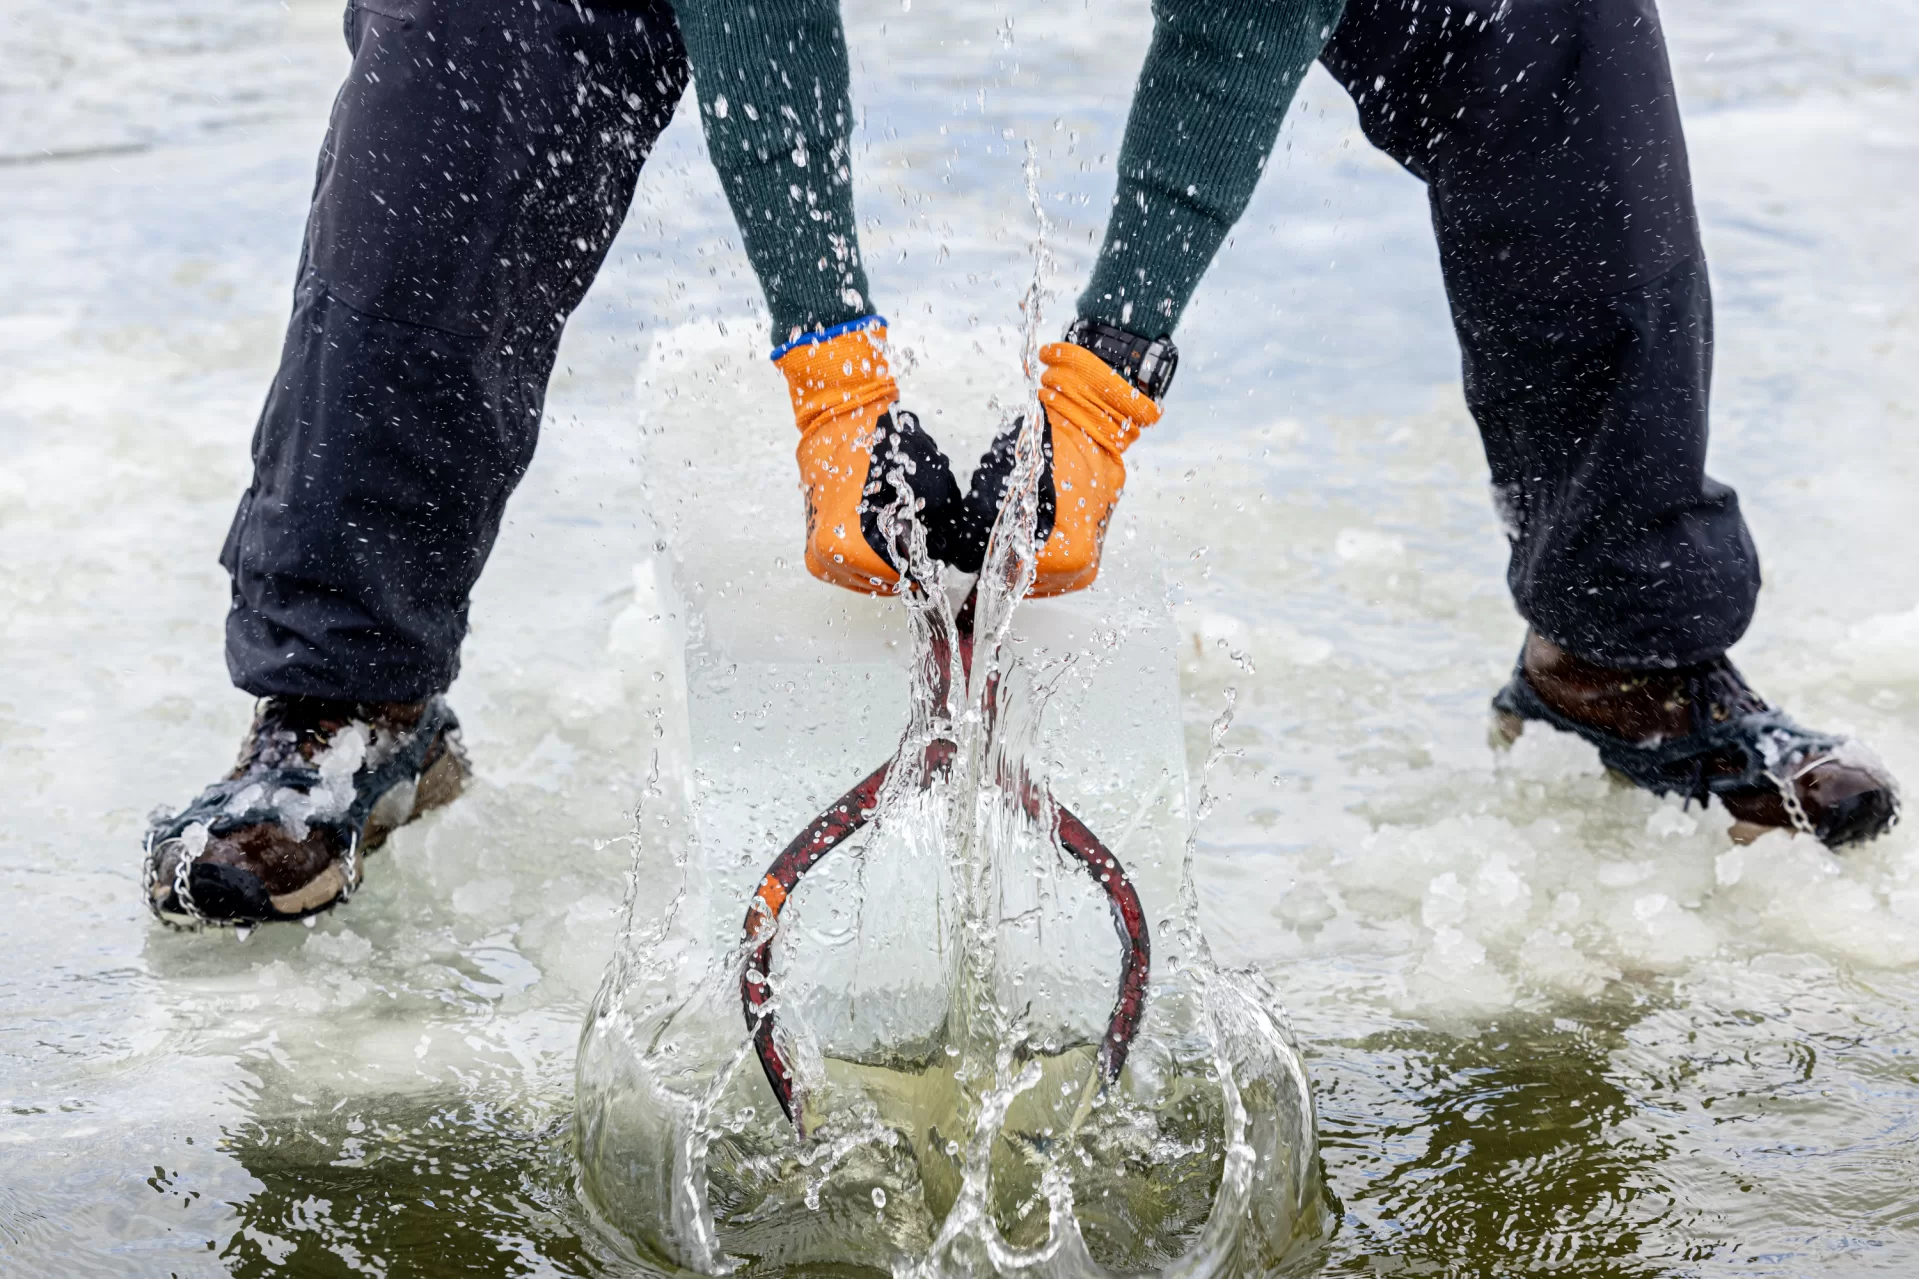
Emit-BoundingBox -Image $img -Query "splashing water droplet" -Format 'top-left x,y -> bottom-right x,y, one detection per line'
571,165 -> 1329,1275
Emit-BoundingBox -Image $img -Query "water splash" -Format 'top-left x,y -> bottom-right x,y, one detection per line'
573,147 -> 1329,1278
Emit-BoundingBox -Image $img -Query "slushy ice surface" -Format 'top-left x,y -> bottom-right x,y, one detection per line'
4,0 -> 1918,1273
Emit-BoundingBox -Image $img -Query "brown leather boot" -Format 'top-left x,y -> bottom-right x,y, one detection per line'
1493,633 -> 1899,849
144,696 -> 469,928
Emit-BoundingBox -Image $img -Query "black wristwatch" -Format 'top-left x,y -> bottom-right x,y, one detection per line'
1063,317 -> 1179,400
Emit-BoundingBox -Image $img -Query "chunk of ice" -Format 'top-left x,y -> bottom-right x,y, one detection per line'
622,319 -> 1193,1058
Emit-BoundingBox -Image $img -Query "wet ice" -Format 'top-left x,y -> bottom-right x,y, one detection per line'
2,0 -> 1918,1273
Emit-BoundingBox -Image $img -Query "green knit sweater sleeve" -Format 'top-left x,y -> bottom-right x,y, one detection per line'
672,0 -> 873,346
1079,0 -> 1345,335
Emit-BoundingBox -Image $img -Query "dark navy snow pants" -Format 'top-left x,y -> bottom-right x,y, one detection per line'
1323,0 -> 1759,669
221,0 -> 688,701
223,0 -> 1758,701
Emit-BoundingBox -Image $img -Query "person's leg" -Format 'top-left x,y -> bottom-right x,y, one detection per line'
1321,0 -> 1754,670
149,0 -> 691,926
1318,0 -> 1896,846
222,0 -> 689,702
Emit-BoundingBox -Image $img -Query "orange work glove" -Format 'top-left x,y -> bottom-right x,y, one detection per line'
774,319 -> 965,593
953,340 -> 1163,596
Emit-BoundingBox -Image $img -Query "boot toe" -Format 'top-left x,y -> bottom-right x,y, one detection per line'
148,824 -> 342,925
1805,758 -> 1901,848
148,838 -> 274,924
185,861 -> 276,923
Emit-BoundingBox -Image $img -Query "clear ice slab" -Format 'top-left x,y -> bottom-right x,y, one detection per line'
575,320 -> 1326,1276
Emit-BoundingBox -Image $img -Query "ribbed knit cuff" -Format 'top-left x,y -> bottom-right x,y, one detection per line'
768,314 -> 888,362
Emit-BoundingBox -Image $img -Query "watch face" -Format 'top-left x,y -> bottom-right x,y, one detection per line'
1137,340 -> 1176,399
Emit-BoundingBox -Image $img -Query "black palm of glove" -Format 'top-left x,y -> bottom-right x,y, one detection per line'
861,410 -> 976,579
933,419 -> 1057,576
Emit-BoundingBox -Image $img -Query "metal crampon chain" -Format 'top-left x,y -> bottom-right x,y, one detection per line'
1759,730 -> 1820,839
142,824 -> 210,927
338,829 -> 362,902
140,830 -> 162,920
174,852 -> 204,922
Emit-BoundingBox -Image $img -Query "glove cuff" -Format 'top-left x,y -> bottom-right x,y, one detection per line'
774,319 -> 899,439
1037,342 -> 1162,457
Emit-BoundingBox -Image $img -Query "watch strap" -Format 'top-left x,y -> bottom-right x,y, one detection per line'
1062,318 -> 1179,400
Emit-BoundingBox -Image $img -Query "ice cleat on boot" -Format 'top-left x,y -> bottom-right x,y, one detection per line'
143,696 -> 469,927
1493,633 -> 1900,850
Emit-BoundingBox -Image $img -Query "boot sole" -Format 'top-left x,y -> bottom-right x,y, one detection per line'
1490,710 -> 1526,749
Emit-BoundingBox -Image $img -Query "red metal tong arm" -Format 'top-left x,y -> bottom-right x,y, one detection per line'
739,589 -> 1150,1128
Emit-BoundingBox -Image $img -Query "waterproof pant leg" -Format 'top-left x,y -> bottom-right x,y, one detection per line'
1321,0 -> 1760,670
222,0 -> 689,701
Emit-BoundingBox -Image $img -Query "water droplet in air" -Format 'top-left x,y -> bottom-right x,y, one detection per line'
871,1188 -> 886,1209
